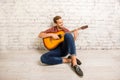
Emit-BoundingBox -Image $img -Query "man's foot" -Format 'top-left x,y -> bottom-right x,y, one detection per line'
68,56 -> 82,65
72,65 -> 83,76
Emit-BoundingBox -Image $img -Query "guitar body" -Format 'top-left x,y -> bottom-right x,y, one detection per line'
43,31 -> 65,50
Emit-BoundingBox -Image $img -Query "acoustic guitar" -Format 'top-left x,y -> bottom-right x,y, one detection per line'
43,25 -> 88,50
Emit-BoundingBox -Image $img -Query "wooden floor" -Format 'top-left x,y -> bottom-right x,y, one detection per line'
0,50 -> 120,80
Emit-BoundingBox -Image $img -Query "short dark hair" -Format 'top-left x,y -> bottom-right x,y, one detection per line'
53,16 -> 61,23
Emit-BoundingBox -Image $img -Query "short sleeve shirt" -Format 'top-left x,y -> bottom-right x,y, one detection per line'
42,26 -> 70,33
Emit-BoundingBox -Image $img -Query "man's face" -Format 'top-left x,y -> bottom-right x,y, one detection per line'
56,19 -> 63,28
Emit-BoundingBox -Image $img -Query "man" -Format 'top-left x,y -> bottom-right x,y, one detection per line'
38,16 -> 83,76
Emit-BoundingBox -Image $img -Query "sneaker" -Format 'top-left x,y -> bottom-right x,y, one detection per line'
68,56 -> 82,65
72,65 -> 83,76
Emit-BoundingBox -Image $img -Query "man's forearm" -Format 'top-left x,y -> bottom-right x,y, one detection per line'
38,32 -> 53,38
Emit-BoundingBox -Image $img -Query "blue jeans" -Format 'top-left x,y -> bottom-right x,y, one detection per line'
40,33 -> 76,65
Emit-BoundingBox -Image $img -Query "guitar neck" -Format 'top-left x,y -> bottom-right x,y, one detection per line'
70,27 -> 82,33
69,25 -> 88,33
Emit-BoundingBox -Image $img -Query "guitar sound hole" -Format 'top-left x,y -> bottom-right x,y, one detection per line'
58,35 -> 62,39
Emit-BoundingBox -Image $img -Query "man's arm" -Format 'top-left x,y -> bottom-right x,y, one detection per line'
38,32 -> 60,39
73,30 -> 78,40
38,32 -> 52,38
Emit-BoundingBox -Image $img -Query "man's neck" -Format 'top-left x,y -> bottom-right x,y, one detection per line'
56,26 -> 63,31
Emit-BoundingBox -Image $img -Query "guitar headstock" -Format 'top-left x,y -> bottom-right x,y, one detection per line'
80,25 -> 88,30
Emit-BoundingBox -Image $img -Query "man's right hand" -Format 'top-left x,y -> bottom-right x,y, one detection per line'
51,34 -> 60,39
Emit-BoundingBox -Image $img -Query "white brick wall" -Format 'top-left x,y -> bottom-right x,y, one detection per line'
0,0 -> 120,50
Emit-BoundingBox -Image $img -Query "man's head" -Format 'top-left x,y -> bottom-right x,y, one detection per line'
53,16 -> 63,28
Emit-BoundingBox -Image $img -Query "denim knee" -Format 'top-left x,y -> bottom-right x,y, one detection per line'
64,33 -> 73,39
64,33 -> 74,40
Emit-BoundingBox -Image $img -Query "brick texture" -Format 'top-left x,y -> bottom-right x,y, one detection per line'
0,0 -> 120,50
